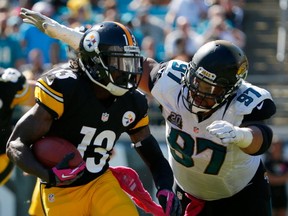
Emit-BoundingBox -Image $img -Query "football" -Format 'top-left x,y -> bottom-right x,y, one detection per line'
32,136 -> 83,168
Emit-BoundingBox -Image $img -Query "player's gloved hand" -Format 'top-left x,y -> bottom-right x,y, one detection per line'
206,120 -> 253,148
20,8 -> 82,50
48,152 -> 86,187
156,189 -> 182,216
20,8 -> 59,36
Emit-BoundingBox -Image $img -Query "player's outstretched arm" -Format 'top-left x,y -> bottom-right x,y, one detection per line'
20,8 -> 83,50
130,126 -> 182,215
206,120 -> 273,155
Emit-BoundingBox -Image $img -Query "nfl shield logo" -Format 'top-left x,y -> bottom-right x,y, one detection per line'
101,113 -> 109,122
48,193 -> 55,202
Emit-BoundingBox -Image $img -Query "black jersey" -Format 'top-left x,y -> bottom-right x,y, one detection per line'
0,69 -> 28,153
34,64 -> 150,186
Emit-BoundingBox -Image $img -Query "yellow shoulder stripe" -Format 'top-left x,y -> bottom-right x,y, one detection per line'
131,115 -> 149,130
35,79 -> 64,118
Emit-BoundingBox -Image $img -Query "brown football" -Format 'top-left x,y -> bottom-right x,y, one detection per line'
32,136 -> 83,168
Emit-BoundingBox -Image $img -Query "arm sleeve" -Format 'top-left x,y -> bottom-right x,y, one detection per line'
242,99 -> 276,122
134,134 -> 174,190
242,99 -> 276,155
250,123 -> 273,156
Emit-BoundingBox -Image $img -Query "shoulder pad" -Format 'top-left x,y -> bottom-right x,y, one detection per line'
151,60 -> 188,85
42,65 -> 77,87
151,60 -> 187,107
234,81 -> 273,115
35,66 -> 79,118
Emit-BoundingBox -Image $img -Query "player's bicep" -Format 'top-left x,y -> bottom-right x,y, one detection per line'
9,103 -> 53,147
129,125 -> 151,144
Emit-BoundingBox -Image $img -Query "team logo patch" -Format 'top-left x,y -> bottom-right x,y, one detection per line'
101,112 -> 109,122
83,31 -> 100,52
122,111 -> 136,127
48,193 -> 55,202
167,112 -> 182,129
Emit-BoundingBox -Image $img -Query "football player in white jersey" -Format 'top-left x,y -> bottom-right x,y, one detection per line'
19,9 -> 276,216
140,40 -> 276,216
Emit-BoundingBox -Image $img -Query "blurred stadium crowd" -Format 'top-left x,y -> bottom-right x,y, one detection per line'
0,0 -> 247,125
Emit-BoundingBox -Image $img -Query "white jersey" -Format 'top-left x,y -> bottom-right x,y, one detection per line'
151,59 -> 273,200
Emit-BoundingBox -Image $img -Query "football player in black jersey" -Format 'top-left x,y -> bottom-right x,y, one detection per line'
0,67 -> 31,186
6,21 -> 181,216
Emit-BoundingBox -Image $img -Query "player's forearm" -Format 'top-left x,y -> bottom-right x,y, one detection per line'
20,7 -> 83,50
6,139 -> 49,181
150,157 -> 174,190
240,125 -> 273,155
134,134 -> 174,190
45,23 -> 83,50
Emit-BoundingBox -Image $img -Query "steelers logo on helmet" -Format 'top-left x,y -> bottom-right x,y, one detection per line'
83,31 -> 100,52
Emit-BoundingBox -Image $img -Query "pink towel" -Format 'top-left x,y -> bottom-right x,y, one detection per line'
110,166 -> 165,216
184,193 -> 205,216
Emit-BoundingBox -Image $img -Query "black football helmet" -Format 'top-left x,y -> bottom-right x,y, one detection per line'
182,40 -> 248,113
79,21 -> 143,96
67,25 -> 91,60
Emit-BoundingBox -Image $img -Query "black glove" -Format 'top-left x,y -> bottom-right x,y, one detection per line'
47,152 -> 86,187
157,189 -> 182,216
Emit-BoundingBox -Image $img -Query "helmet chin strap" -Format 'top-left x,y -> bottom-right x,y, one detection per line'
79,59 -> 128,96
191,100 -> 220,114
191,105 -> 210,114
105,83 -> 128,96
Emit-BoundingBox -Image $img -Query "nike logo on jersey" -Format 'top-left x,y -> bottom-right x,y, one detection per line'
256,101 -> 264,110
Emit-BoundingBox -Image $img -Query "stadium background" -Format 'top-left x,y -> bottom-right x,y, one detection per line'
0,0 -> 287,215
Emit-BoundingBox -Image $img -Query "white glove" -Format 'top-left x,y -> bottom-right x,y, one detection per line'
20,8 -> 83,50
206,120 -> 253,148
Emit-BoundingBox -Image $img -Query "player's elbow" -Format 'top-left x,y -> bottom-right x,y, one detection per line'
243,124 -> 273,156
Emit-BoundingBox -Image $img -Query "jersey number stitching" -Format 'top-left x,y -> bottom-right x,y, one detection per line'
236,87 -> 261,106
77,126 -> 116,173
168,127 -> 226,175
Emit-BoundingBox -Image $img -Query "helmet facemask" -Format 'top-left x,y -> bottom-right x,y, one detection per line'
101,46 -> 143,90
182,63 -> 241,114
